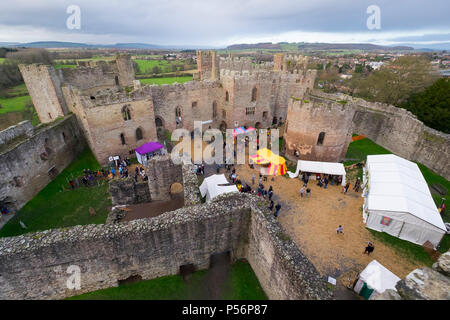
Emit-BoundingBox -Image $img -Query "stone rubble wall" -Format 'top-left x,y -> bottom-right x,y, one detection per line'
371,251 -> 450,300
0,120 -> 34,145
307,91 -> 450,180
0,193 -> 331,300
182,163 -> 201,206
0,115 -> 86,212
109,178 -> 151,206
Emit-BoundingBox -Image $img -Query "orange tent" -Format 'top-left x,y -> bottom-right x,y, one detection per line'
249,148 -> 287,176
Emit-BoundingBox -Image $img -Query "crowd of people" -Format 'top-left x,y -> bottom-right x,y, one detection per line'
67,157 -> 149,190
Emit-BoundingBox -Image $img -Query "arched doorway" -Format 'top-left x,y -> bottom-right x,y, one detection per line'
169,182 -> 183,201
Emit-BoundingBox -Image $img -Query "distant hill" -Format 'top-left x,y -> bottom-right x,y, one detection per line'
225,42 -> 414,51
226,43 -> 282,50
297,43 -> 413,51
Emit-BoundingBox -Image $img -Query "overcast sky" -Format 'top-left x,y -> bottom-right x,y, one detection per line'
0,0 -> 449,48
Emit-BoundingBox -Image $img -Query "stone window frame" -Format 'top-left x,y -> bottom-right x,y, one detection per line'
122,105 -> 132,121
317,132 -> 326,146
246,107 -> 255,115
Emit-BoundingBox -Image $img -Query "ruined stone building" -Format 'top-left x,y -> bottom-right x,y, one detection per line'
19,52 -> 316,165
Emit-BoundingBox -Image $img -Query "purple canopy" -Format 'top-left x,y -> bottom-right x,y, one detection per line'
135,141 -> 163,155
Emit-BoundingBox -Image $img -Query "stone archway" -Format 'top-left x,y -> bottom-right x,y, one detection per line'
169,182 -> 183,199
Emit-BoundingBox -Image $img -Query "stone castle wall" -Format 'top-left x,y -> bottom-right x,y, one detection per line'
284,90 -> 450,179
0,115 -> 86,211
312,91 -> 450,179
0,193 -> 331,300
0,120 -> 33,145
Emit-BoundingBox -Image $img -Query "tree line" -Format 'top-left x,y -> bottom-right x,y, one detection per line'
0,48 -> 53,93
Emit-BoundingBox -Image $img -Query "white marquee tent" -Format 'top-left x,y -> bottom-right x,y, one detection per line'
363,154 -> 446,247
287,160 -> 346,185
199,174 -> 239,201
354,260 -> 401,299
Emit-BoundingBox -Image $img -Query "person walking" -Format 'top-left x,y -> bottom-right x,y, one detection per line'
268,189 -> 273,201
274,203 -> 281,217
300,186 -> 305,198
268,200 -> 274,211
363,242 -> 375,255
336,225 -> 344,234
306,188 -> 311,198
343,182 -> 350,194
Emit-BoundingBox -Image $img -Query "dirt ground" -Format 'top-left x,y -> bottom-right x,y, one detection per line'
232,162 -> 422,291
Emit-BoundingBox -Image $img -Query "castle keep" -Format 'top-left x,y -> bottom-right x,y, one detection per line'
19,52 -> 315,165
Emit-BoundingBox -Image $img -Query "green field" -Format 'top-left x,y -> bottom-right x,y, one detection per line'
345,137 -> 450,253
54,64 -> 77,69
134,59 -> 194,75
0,95 -> 32,114
0,58 -> 5,64
68,260 -> 267,300
140,76 -> 192,85
0,149 -> 111,238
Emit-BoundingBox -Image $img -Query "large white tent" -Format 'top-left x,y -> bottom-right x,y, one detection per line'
199,174 -> 239,201
363,154 -> 446,247
354,260 -> 401,299
287,160 -> 346,185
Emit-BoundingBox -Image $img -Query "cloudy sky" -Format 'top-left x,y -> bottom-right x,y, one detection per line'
0,0 -> 449,48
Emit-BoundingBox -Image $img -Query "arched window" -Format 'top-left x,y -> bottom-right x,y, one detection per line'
212,101 -> 217,119
120,133 -> 126,145
122,106 -> 131,121
175,106 -> 182,117
115,75 -> 119,86
225,91 -> 229,102
251,87 -> 257,102
136,128 -> 143,141
155,117 -> 163,127
317,132 -> 325,145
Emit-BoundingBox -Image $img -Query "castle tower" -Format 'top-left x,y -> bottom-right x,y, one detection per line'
284,97 -> 354,162
19,64 -> 68,123
196,50 -> 220,81
115,55 -> 135,87
273,53 -> 284,71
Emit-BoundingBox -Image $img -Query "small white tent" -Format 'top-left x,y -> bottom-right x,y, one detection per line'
287,160 -> 346,185
354,260 -> 401,299
199,174 -> 239,201
363,154 -> 446,247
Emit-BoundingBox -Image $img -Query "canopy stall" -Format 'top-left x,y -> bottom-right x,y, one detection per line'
363,154 -> 446,247
287,160 -> 346,185
199,174 -> 239,201
135,141 -> 164,165
232,126 -> 256,138
354,260 -> 401,300
249,148 -> 287,176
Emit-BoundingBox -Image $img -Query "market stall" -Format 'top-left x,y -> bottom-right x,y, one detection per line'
353,260 -> 401,300
199,174 -> 239,201
363,154 -> 446,247
287,160 -> 346,185
249,148 -> 287,176
135,141 -> 164,165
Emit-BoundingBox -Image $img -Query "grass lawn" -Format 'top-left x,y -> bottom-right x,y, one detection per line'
346,136 -> 450,254
54,64 -> 77,69
68,260 -> 267,300
0,148 -> 111,238
0,95 -> 31,114
140,76 -> 192,85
